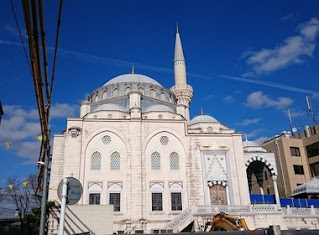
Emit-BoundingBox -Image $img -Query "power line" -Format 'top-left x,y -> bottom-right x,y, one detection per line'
49,0 -> 64,106
9,0 -> 32,76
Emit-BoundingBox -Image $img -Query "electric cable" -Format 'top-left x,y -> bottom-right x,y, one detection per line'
9,0 -> 32,75
38,0 -> 50,105
49,0 -> 64,106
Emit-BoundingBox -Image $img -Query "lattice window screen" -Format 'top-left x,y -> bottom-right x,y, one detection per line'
111,151 -> 120,170
102,135 -> 111,145
160,136 -> 169,145
170,152 -> 179,170
91,151 -> 101,170
151,152 -> 161,170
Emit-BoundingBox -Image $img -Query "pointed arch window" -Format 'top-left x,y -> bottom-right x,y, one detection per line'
125,87 -> 131,95
110,151 -> 120,170
91,151 -> 101,170
113,88 -> 119,97
139,87 -> 144,95
151,152 -> 161,170
95,94 -> 99,102
102,91 -> 108,100
160,92 -> 165,101
170,152 -> 179,170
150,89 -> 156,98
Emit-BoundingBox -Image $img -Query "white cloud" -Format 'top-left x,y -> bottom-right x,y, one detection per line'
246,91 -> 293,110
287,109 -> 306,118
0,103 -> 77,163
4,24 -> 19,38
2,39 -> 318,96
312,92 -> 319,99
253,136 -> 269,145
50,103 -> 77,118
224,95 -> 235,103
204,94 -> 215,101
246,129 -> 263,138
280,13 -> 294,22
237,118 -> 260,126
243,17 -> 319,74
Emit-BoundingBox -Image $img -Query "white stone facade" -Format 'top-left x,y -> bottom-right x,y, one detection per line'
49,113 -> 251,232
48,29 -> 319,234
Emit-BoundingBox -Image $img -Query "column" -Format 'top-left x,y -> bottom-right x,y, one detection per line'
272,175 -> 281,209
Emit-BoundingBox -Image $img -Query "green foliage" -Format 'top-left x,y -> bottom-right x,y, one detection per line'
24,201 -> 56,234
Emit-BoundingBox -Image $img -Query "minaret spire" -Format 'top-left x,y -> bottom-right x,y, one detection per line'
170,25 -> 193,122
174,25 -> 185,63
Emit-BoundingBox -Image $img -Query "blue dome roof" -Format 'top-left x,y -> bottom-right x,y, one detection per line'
104,74 -> 162,87
189,115 -> 218,125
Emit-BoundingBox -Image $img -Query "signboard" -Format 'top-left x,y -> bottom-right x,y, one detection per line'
57,177 -> 83,205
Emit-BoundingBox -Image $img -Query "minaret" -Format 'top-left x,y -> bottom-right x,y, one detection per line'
171,25 -> 193,122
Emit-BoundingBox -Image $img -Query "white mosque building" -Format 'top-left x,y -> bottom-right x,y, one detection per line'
48,28 -> 319,234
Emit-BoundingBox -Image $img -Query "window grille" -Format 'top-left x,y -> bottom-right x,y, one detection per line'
89,193 -> 100,204
171,192 -> 182,210
160,136 -> 169,145
102,135 -> 111,145
107,114 -> 113,119
109,193 -> 121,211
91,152 -> 101,170
170,152 -> 179,170
111,152 -> 120,170
152,193 -> 163,211
207,126 -> 213,133
158,115 -> 163,119
151,152 -> 161,170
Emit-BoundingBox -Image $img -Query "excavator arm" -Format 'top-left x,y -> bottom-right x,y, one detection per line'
210,212 -> 249,231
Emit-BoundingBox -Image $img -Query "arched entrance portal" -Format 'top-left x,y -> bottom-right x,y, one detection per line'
209,184 -> 227,205
246,158 -> 275,195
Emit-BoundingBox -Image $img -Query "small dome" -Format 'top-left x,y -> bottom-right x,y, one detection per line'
104,74 -> 162,87
94,103 -> 126,112
242,140 -> 260,147
189,115 -> 218,125
144,104 -> 175,113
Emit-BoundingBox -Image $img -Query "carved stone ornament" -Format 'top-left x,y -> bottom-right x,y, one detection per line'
68,126 -> 82,138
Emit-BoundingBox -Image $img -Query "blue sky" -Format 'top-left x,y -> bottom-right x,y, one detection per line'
0,1 -> 319,186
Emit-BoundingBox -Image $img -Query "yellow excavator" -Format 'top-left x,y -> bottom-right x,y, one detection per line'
209,212 -> 249,231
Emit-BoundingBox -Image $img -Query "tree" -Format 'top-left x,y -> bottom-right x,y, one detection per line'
24,201 -> 56,234
3,175 -> 39,235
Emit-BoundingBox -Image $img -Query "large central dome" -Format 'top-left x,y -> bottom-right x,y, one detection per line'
104,74 -> 162,87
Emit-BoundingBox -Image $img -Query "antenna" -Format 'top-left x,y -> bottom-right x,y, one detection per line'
306,96 -> 317,126
306,96 -> 312,111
